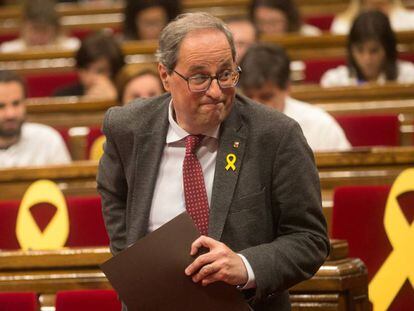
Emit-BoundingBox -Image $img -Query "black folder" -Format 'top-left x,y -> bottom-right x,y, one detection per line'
101,212 -> 250,311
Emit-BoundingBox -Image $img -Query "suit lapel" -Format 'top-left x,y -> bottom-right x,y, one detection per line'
209,103 -> 247,240
129,99 -> 170,241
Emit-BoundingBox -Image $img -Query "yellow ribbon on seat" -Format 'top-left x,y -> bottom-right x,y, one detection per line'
16,179 -> 69,250
369,168 -> 414,311
89,135 -> 106,161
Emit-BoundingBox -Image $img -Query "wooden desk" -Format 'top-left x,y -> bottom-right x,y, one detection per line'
0,240 -> 369,311
291,83 -> 414,103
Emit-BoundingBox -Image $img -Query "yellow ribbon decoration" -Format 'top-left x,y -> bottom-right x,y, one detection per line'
16,180 -> 69,250
369,168 -> 414,311
89,135 -> 106,161
225,153 -> 237,171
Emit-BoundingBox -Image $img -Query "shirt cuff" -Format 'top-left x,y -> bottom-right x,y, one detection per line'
237,254 -> 256,289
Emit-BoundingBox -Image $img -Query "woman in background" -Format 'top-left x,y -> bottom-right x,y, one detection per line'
123,0 -> 181,40
250,0 -> 321,36
331,0 -> 414,34
54,31 -> 124,100
116,64 -> 164,105
321,10 -> 414,87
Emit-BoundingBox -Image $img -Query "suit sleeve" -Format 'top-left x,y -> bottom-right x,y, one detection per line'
97,108 -> 128,255
240,120 -> 330,300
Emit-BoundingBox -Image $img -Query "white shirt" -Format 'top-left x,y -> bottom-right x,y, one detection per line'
0,123 -> 71,168
320,60 -> 414,87
300,24 -> 322,36
331,8 -> 414,34
0,37 -> 80,53
149,101 -> 255,288
284,97 -> 351,151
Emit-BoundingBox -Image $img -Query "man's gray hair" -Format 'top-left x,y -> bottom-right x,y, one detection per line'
156,12 -> 236,73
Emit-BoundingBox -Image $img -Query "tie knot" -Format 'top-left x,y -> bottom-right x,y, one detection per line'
185,135 -> 203,154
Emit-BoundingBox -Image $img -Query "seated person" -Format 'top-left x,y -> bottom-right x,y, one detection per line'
321,10 -> 414,87
250,0 -> 321,36
331,0 -> 414,34
54,31 -> 124,100
0,70 -> 71,168
0,0 -> 79,52
123,0 -> 181,40
116,64 -> 164,105
226,17 -> 258,63
240,43 -> 351,152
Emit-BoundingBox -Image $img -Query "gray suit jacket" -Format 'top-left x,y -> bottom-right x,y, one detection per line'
97,93 -> 329,311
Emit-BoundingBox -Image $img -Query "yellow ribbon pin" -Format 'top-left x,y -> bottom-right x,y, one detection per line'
225,153 -> 237,171
16,179 -> 69,250
369,168 -> 414,311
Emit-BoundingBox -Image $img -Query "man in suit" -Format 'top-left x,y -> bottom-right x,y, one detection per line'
97,12 -> 329,310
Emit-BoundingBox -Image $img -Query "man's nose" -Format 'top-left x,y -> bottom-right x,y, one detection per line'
205,78 -> 222,99
4,105 -> 18,119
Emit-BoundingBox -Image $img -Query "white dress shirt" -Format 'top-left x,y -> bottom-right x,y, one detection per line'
0,123 -> 71,168
148,101 -> 255,289
284,97 -> 351,151
320,61 -> 414,87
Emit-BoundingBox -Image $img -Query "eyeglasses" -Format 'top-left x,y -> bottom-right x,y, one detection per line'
173,66 -> 242,93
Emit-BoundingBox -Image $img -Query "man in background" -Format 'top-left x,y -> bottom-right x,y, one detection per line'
0,70 -> 71,167
240,43 -> 351,151
226,17 -> 258,63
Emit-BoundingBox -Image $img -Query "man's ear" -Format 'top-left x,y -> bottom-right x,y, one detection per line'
158,63 -> 170,91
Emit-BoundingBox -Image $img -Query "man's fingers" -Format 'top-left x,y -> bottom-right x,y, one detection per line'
185,252 -> 216,276
189,235 -> 216,255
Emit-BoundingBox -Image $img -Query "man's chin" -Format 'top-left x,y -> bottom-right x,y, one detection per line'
0,127 -> 22,139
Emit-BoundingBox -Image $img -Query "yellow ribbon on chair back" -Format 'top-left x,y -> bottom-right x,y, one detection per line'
16,179 -> 69,250
369,168 -> 414,310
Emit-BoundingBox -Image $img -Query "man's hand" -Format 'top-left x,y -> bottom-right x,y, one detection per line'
184,235 -> 248,287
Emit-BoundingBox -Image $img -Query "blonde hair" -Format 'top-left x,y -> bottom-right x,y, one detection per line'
337,0 -> 404,24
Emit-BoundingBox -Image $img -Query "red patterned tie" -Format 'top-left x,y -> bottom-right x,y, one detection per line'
183,135 -> 209,236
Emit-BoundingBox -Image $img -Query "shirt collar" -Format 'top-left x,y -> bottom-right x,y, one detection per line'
167,100 -> 220,144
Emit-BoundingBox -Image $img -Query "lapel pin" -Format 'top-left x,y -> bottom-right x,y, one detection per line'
225,153 -> 237,171
233,141 -> 240,148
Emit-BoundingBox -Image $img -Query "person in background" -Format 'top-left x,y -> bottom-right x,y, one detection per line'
240,43 -> 351,151
123,0 -> 181,41
0,70 -> 71,168
0,0 -> 79,52
250,0 -> 321,36
321,10 -> 414,87
331,0 -> 414,34
116,64 -> 164,105
54,31 -> 124,100
226,17 -> 258,63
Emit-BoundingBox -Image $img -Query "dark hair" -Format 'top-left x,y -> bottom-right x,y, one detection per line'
123,0 -> 181,40
348,10 -> 397,81
0,70 -> 27,97
250,0 -> 302,33
22,0 -> 59,29
239,43 -> 290,90
75,31 -> 125,79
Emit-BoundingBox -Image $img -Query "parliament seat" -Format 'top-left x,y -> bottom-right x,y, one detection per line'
303,57 -> 345,83
55,290 -> 121,311
331,185 -> 414,310
304,14 -> 334,31
26,71 -> 78,98
0,196 -> 108,250
0,292 -> 38,311
334,114 -> 400,147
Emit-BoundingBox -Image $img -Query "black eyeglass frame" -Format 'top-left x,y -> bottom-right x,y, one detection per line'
173,66 -> 242,93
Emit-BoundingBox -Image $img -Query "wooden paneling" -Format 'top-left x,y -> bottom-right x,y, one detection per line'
0,240 -> 369,310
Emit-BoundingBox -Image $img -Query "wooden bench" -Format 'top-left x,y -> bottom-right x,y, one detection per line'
1,146 -> 414,232
2,31 -> 414,75
0,239 -> 369,311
